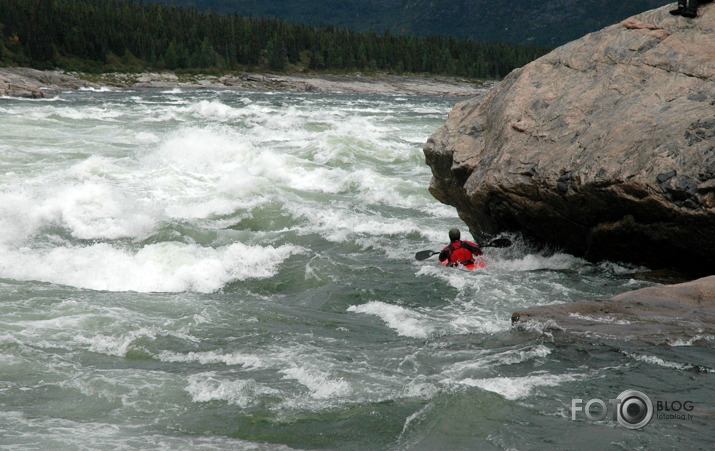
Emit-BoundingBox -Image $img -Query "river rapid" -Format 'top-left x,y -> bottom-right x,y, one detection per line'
1,88 -> 713,450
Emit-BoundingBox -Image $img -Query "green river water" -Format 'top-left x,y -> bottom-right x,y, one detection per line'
0,89 -> 713,450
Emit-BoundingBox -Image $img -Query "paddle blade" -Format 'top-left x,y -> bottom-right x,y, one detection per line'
484,238 -> 512,248
415,250 -> 438,261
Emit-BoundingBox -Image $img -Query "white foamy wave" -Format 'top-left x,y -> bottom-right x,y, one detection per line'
74,327 -> 157,357
57,106 -> 124,121
418,203 -> 462,219
624,352 -> 714,373
78,86 -> 114,93
496,253 -> 586,272
38,180 -> 158,241
0,191 -> 44,245
0,242 -> 304,292
159,350 -> 265,369
0,157 -> 160,245
0,411 -> 291,450
444,345 -> 552,378
286,202 -> 428,247
348,302 -> 435,338
140,126 -> 284,214
187,373 -> 278,407
280,366 -> 352,399
147,125 -> 255,172
182,100 -> 244,120
667,335 -> 715,346
455,372 -> 584,400
414,264 -> 484,291
135,131 -> 160,143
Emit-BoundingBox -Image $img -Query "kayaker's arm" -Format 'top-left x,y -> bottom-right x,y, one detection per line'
463,241 -> 483,255
438,248 -> 449,262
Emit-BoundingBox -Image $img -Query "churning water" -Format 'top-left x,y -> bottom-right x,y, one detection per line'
1,88 -> 713,450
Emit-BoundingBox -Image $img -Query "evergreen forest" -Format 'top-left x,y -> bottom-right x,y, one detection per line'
0,0 -> 550,78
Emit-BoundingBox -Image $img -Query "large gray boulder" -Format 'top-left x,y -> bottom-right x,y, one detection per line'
425,4 -> 715,276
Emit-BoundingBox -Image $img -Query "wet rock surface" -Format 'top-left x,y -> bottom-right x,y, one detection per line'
512,276 -> 715,346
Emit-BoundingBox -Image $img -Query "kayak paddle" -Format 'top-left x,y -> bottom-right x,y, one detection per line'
414,237 -> 512,261
415,250 -> 439,261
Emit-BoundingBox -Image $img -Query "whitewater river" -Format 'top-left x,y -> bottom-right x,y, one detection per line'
1,89 -> 713,449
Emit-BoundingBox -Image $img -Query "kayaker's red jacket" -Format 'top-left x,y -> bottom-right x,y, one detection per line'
439,240 -> 482,266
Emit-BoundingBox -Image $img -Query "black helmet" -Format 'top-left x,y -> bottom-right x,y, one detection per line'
448,228 -> 461,242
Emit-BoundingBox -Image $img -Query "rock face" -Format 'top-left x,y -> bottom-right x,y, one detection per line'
424,5 -> 715,277
512,275 -> 715,345
0,67 -> 98,98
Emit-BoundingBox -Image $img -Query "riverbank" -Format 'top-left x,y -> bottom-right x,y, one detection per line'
0,67 -> 491,98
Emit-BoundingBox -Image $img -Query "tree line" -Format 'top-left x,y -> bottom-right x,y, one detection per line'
0,0 -> 550,78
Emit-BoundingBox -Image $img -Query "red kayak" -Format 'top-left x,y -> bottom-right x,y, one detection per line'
440,257 -> 487,271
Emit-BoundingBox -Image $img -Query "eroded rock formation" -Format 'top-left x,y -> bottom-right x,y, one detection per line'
425,5 -> 715,276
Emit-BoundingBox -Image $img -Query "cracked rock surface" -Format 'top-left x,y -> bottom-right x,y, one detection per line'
424,4 -> 715,276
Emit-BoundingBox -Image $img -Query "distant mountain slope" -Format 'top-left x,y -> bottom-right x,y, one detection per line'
143,0 -> 669,46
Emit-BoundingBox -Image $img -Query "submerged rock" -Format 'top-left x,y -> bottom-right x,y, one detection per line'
424,5 -> 715,276
512,276 -> 715,346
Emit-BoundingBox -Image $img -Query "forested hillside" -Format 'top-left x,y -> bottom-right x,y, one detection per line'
0,0 -> 548,78
142,0 -> 669,46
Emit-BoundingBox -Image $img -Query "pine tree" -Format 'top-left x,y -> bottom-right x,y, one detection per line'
0,0 -> 549,77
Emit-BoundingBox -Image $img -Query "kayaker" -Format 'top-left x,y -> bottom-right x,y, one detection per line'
439,228 -> 482,267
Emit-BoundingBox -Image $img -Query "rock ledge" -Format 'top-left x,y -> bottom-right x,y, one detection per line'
512,276 -> 715,345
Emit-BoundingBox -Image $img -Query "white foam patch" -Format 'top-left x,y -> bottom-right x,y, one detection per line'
139,126 -> 287,217
55,106 -> 124,121
280,366 -> 352,399
445,345 -> 552,377
348,302 -> 435,338
0,242 -> 304,292
78,86 -> 113,93
667,335 -> 715,346
146,126 -> 258,173
74,327 -> 159,357
418,203 -> 461,219
0,157 -> 160,245
0,410 -> 290,450
456,372 -> 583,400
0,191 -> 44,245
158,350 -> 265,369
37,180 -> 158,240
623,352 -> 713,372
15,314 -> 99,332
187,373 -> 278,407
60,368 -> 179,407
414,264 -> 486,292
496,253 -> 586,271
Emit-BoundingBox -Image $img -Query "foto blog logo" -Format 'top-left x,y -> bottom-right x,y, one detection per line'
571,390 -> 653,429
571,389 -> 696,429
